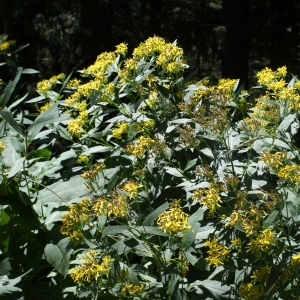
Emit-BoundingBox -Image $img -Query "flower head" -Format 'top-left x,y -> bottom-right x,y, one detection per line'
157,201 -> 191,234
204,236 -> 230,266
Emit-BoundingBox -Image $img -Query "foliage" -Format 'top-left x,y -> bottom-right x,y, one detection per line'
1,36 -> 300,300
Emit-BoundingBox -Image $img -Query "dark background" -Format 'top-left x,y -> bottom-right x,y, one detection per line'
0,0 -> 299,89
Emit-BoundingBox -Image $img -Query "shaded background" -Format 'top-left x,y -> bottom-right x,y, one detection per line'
0,0 -> 299,89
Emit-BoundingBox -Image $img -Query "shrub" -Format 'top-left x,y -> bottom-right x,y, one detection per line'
1,36 -> 300,299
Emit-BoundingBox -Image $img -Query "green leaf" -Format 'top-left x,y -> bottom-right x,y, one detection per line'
44,238 -> 73,276
27,124 -> 45,143
12,43 -> 29,55
102,225 -> 129,235
263,210 -> 279,229
7,157 -> 25,178
0,258 -> 11,276
277,113 -> 296,131
164,167 -> 183,178
28,104 -> 70,129
0,110 -> 25,137
7,93 -> 28,110
82,145 -> 112,155
21,68 -> 39,74
1,137 -> 24,168
135,226 -> 169,237
184,158 -> 197,171
181,222 -> 200,250
188,280 -> 233,299
59,71 -> 73,93
37,175 -> 87,205
0,67 -> 22,109
27,146 -> 52,161
143,202 -> 169,226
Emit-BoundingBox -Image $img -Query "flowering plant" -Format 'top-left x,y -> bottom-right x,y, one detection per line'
1,37 -> 300,299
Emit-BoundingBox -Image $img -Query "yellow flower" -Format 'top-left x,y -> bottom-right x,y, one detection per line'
122,180 -> 143,199
39,102 -> 53,113
112,122 -> 129,139
83,51 -> 116,77
81,162 -> 105,181
92,194 -> 129,218
121,283 -> 144,296
260,151 -> 287,171
204,236 -> 230,266
70,250 -> 114,284
256,67 -> 276,85
60,198 -> 91,236
126,136 -> 155,158
277,164 -> 300,184
115,42 -> 128,56
248,228 -> 277,254
67,118 -> 85,137
157,201 -> 191,234
36,80 -> 52,95
192,186 -> 222,215
77,155 -> 89,165
238,283 -> 264,300
277,66 -> 287,78
67,78 -> 82,88
231,238 -> 242,248
145,91 -> 159,108
0,141 -> 6,152
251,265 -> 271,283
0,40 -> 16,51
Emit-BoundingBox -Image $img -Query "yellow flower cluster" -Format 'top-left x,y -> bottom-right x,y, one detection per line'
248,228 -> 277,254
256,66 -> 287,86
36,73 -> 65,95
70,250 -> 114,284
231,238 -> 242,248
260,151 -> 288,171
145,91 -> 159,108
126,136 -> 155,158
122,180 -> 143,199
260,151 -> 300,185
0,141 -> 6,152
133,36 -> 185,74
238,283 -> 264,300
0,40 -> 16,51
92,194 -> 129,217
66,78 -> 82,88
83,51 -> 116,78
192,78 -> 237,104
81,162 -> 106,181
277,164 -> 300,184
39,102 -> 53,113
251,96 -> 280,133
115,42 -> 128,56
204,236 -> 230,266
157,201 -> 191,234
112,122 -> 130,139
276,253 -> 300,287
77,155 -> 89,165
251,265 -> 271,283
121,283 -> 144,296
61,198 -> 90,237
192,186 -> 222,216
176,253 -> 190,277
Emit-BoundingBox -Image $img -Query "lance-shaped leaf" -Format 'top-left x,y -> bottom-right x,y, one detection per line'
0,110 -> 25,137
28,104 -> 70,130
0,67 -> 22,109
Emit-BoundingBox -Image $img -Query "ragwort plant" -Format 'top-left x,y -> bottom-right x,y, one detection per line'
1,36 -> 300,299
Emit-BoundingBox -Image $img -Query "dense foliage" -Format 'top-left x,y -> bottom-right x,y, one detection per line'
1,37 -> 300,299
